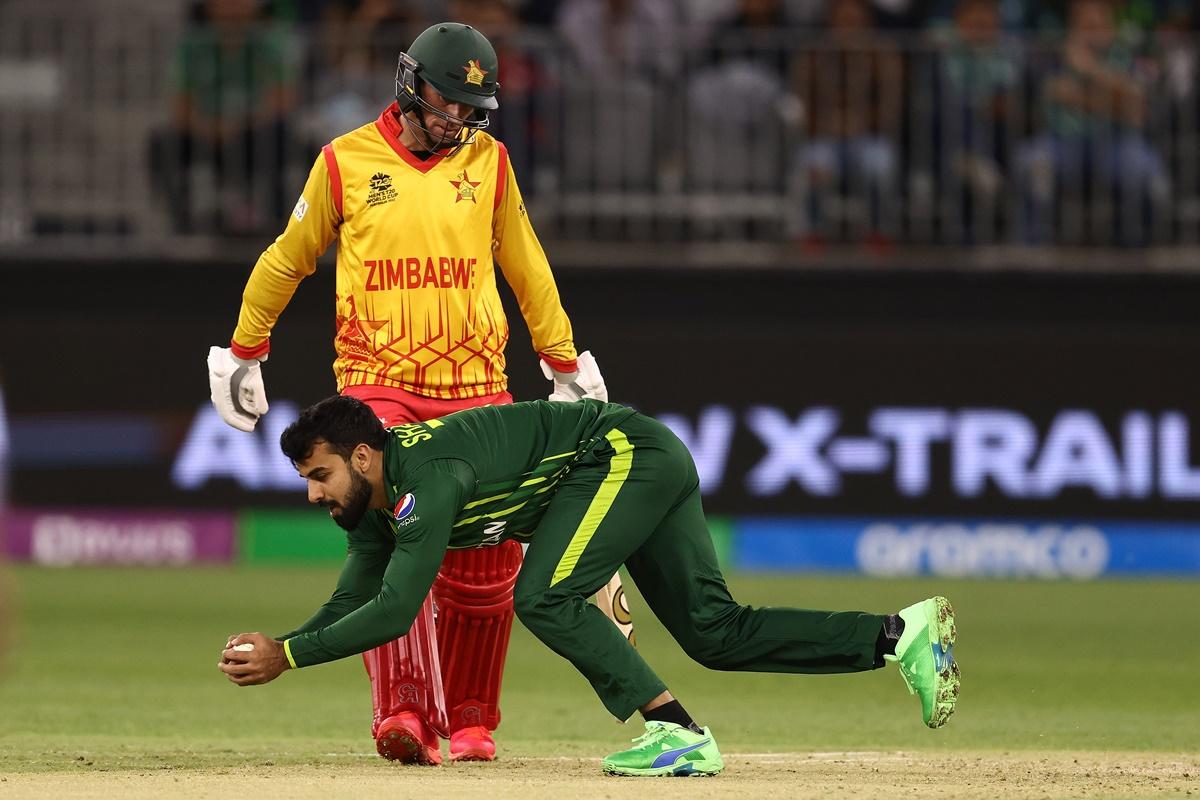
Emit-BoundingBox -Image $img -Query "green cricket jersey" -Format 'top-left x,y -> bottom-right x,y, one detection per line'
280,399 -> 637,669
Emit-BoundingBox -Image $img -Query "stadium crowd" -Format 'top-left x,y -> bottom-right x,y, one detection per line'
146,0 -> 1199,247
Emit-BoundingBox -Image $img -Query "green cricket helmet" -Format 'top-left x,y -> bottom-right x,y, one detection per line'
395,23 -> 500,154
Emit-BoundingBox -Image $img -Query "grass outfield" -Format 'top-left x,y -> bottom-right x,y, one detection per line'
0,567 -> 1197,796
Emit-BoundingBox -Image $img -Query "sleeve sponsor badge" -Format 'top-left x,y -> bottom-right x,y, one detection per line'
393,493 -> 416,520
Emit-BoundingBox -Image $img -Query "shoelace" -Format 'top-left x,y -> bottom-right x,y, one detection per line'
629,722 -> 674,747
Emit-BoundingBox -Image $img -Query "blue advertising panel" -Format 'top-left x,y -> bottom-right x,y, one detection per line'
735,517 -> 1200,577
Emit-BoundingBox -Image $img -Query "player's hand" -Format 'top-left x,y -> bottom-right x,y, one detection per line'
540,351 -> 607,403
218,632 -> 290,686
207,346 -> 269,432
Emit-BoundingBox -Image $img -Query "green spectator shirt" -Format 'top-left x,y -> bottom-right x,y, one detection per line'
280,399 -> 637,669
175,24 -> 294,120
929,23 -> 1017,105
1045,43 -> 1142,137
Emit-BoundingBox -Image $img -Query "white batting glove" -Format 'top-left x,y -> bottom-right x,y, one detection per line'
207,346 -> 269,432
540,350 -> 607,402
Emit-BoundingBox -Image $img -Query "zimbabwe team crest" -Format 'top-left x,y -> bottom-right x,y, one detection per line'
450,170 -> 481,204
462,59 -> 488,87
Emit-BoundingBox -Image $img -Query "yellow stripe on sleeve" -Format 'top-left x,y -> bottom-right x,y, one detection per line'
283,639 -> 298,669
550,429 -> 633,587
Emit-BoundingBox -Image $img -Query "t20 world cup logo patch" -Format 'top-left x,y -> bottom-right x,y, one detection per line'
394,493 -> 416,521
367,172 -> 397,207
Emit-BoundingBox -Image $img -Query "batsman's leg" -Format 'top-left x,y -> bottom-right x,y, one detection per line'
358,396 -> 448,765
363,595 -> 448,765
433,540 -> 522,762
593,572 -> 635,647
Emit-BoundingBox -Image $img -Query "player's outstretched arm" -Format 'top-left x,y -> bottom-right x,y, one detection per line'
217,524 -> 392,686
274,531 -> 393,641
278,461 -> 467,670
281,526 -> 450,668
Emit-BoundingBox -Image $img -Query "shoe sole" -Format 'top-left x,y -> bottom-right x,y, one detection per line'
376,726 -> 441,766
927,596 -> 960,729
449,749 -> 495,763
602,761 -> 724,777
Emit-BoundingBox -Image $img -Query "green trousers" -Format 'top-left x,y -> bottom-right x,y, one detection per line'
513,412 -> 886,721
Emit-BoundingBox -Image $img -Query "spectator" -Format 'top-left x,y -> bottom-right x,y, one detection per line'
556,0 -> 677,80
305,0 -> 419,147
699,0 -> 793,79
685,0 -> 803,228
927,0 -> 1021,242
1015,0 -> 1168,244
1155,2 -> 1195,102
555,0 -> 680,192
788,0 -> 902,248
450,0 -> 555,190
149,0 -> 299,235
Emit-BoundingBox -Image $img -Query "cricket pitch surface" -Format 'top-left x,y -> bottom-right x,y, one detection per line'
2,751 -> 1196,799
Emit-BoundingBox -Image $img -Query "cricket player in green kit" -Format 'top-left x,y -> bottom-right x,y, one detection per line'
219,396 -> 961,776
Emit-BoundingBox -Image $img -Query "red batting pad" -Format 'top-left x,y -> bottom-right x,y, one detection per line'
434,540 -> 523,733
362,592 -> 450,739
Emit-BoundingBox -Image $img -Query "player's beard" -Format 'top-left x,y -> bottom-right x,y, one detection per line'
325,469 -> 373,532
403,104 -> 483,157
415,113 -> 462,152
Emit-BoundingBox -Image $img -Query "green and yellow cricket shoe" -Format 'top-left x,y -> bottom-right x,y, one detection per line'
885,596 -> 960,729
602,721 -> 724,777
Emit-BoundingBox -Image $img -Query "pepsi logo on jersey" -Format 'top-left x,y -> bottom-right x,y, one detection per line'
394,493 -> 417,520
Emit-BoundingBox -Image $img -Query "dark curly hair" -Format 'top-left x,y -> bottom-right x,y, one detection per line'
280,395 -> 389,464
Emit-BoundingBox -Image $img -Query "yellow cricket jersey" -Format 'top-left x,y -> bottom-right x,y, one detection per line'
230,103 -> 577,400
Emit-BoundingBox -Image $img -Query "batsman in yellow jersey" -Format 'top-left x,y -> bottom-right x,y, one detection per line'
205,22 -> 631,765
